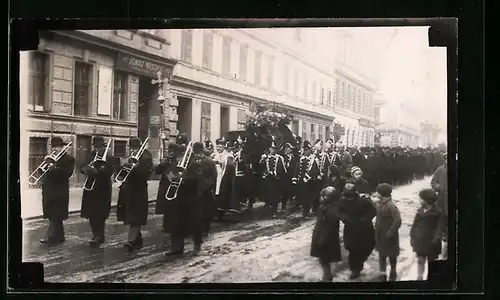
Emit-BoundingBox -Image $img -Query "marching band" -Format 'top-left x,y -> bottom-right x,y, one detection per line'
31,132 -> 446,262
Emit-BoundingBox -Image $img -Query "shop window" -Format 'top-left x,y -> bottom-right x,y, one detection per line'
202,31 -> 213,70
254,50 -> 262,86
239,44 -> 248,81
181,29 -> 193,63
221,36 -> 232,76
237,109 -> 246,130
200,102 -> 211,142
74,61 -> 92,117
28,52 -> 50,112
113,71 -> 128,121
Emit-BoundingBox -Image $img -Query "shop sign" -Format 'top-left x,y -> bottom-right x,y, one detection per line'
116,53 -> 172,78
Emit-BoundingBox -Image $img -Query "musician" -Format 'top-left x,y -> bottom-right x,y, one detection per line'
163,141 -> 217,257
155,143 -> 178,232
261,139 -> 287,217
40,137 -> 75,246
231,139 -> 248,211
281,142 -> 298,213
294,141 -> 321,218
320,139 -> 336,188
212,137 -> 236,218
116,137 -> 153,252
79,136 -> 115,247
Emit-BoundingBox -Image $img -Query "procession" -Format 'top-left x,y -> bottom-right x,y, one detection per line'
19,27 -> 449,284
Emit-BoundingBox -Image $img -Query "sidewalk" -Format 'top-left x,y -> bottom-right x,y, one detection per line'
21,180 -> 161,220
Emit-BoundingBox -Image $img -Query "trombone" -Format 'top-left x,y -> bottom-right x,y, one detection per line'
28,142 -> 73,186
165,141 -> 194,201
83,138 -> 113,191
115,137 -> 150,184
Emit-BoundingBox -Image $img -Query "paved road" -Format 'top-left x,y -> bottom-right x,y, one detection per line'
22,177 -> 438,283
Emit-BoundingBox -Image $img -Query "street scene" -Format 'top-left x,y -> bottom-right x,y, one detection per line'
18,25 -> 449,285
23,177 -> 434,283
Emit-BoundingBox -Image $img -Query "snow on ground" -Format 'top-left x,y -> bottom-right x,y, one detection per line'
122,177 -> 435,283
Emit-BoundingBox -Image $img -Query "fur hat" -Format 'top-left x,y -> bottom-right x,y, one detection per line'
419,188 -> 438,205
376,183 -> 393,197
351,166 -> 362,176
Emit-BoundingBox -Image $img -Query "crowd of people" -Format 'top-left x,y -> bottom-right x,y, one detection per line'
35,132 -> 448,282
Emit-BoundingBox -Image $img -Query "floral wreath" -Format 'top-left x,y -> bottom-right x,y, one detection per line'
245,103 -> 294,131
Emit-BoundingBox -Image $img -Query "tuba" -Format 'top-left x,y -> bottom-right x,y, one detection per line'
83,138 -> 113,191
115,137 -> 150,184
165,141 -> 194,201
28,142 -> 73,186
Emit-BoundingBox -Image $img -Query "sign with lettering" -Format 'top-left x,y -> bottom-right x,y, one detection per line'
97,65 -> 112,116
116,53 -> 172,79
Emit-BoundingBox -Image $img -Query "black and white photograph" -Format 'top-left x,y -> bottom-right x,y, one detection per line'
18,25 -> 450,284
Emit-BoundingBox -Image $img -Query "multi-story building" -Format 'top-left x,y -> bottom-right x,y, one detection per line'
20,27 -> 382,187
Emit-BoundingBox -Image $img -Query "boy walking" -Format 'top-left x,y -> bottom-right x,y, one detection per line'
410,188 -> 445,280
374,183 -> 402,281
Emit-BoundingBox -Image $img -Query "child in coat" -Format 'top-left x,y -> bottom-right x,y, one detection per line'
410,188 -> 445,280
374,183 -> 402,282
310,186 -> 342,282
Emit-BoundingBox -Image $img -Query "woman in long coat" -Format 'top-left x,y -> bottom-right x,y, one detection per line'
80,136 -> 115,247
338,183 -> 377,279
310,187 -> 342,282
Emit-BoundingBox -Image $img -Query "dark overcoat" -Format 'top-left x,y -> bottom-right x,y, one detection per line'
338,195 -> 376,259
431,165 -> 448,217
375,198 -> 402,257
116,150 -> 153,226
310,196 -> 342,263
346,177 -> 371,195
161,156 -> 217,236
80,149 -> 115,220
41,153 -> 75,220
410,205 -> 444,256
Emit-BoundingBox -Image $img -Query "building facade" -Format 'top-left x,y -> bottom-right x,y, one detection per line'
20,28 -> 382,187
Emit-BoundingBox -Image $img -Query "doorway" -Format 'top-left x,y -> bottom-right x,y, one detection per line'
177,96 -> 192,140
138,76 -> 155,142
220,106 -> 229,138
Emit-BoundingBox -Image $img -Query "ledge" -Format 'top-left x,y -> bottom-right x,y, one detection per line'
28,112 -> 137,128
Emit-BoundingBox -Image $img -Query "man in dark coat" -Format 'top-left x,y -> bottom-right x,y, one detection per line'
310,186 -> 342,282
231,139 -> 248,212
281,142 -> 298,213
162,141 -> 217,257
431,152 -> 448,259
40,137 -> 75,245
80,136 -> 115,247
294,141 -> 321,218
338,183 -> 377,279
116,137 -> 153,252
155,143 -> 178,231
261,138 -> 287,217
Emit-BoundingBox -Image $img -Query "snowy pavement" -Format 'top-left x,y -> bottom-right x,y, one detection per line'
22,177 -> 441,283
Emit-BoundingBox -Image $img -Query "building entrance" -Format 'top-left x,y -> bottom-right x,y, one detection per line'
138,76 -> 155,142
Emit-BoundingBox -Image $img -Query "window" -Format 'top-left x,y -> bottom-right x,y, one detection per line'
283,62 -> 290,93
239,44 -> 248,81
28,137 -> 48,187
340,81 -> 346,108
361,92 -> 366,115
292,120 -> 299,136
320,86 -> 325,105
312,82 -> 317,103
333,79 -> 339,106
114,140 -> 127,158
294,28 -> 303,42
202,31 -> 213,70
28,52 -> 50,110
303,77 -> 308,99
293,67 -> 299,97
327,90 -> 332,106
237,109 -> 247,129
113,71 -> 128,121
181,29 -> 193,63
354,88 -> 360,113
368,94 -> 373,116
222,36 -> 232,76
325,125 -> 331,140
310,123 -> 316,142
200,102 -> 211,142
318,125 -> 324,140
302,121 -> 308,140
254,50 -> 262,86
348,85 -> 354,111
267,55 -> 274,88
74,61 -> 92,117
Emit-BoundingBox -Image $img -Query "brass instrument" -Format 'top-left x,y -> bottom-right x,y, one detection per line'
28,142 -> 73,186
115,137 -> 150,184
83,138 -> 113,191
165,141 -> 194,201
